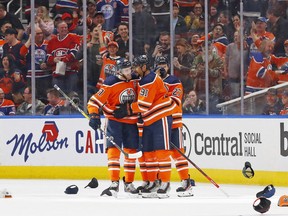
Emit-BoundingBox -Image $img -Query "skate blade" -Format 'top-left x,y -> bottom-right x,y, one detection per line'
142,192 -> 158,198
177,191 -> 194,197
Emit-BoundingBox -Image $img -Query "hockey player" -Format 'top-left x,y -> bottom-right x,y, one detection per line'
154,56 -> 194,197
114,55 -> 176,198
87,60 -> 139,197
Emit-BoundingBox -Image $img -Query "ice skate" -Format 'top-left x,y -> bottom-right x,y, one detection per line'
136,181 -> 149,195
141,180 -> 160,198
100,181 -> 119,197
157,182 -> 170,199
123,177 -> 139,198
176,177 -> 194,197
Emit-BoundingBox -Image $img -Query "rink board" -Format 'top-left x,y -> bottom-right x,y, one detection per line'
0,116 -> 288,186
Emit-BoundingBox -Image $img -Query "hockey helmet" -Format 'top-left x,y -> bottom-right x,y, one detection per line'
155,56 -> 168,66
133,55 -> 149,67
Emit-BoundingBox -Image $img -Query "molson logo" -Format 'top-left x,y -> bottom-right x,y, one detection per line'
6,121 -> 69,162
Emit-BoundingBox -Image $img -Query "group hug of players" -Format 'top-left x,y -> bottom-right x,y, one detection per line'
87,55 -> 194,199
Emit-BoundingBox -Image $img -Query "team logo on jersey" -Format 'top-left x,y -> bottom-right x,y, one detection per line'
55,48 -> 68,57
35,49 -> 47,64
101,4 -> 114,19
104,64 -> 117,76
119,88 -> 136,104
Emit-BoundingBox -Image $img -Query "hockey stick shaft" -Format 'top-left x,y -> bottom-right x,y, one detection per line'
54,84 -> 142,159
170,141 -> 229,197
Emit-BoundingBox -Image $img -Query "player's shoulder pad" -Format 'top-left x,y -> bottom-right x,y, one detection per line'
164,75 -> 181,84
252,52 -> 264,63
103,75 -> 121,86
139,72 -> 156,85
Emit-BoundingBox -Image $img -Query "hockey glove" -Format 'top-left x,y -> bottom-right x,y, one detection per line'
89,113 -> 101,130
113,103 -> 132,119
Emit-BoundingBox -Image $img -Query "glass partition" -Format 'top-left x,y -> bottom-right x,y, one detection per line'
7,0 -> 288,117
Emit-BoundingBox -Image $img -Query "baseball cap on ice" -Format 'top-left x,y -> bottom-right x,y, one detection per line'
64,185 -> 79,194
278,195 -> 288,207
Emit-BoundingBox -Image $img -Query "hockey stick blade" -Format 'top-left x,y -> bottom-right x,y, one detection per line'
54,84 -> 143,159
170,141 -> 229,197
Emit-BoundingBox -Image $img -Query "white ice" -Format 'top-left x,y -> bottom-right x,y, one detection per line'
0,179 -> 287,216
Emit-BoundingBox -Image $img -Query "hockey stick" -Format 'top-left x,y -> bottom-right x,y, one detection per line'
54,84 -> 142,159
170,141 -> 229,197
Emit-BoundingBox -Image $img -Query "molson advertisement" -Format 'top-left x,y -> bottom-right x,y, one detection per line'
0,117 -> 288,185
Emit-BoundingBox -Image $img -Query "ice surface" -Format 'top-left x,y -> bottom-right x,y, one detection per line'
0,179 -> 287,216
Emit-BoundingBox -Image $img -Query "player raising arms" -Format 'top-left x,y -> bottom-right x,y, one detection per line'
114,55 -> 176,198
154,56 -> 195,197
87,60 -> 139,197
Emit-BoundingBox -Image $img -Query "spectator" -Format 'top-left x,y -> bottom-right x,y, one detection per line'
151,31 -> 171,64
46,21 -> 81,95
224,31 -> 249,100
76,24 -> 103,98
43,88 -> 65,115
280,88 -> 288,115
148,0 -> 170,34
190,33 -> 201,56
218,10 -> 234,43
262,88 -> 283,115
189,14 -> 205,36
0,4 -> 24,40
97,40 -> 121,89
3,28 -> 26,74
0,87 -> 15,115
266,7 -> 288,56
20,27 -> 52,100
173,38 -> 194,94
182,89 -> 205,114
0,54 -> 26,101
16,86 -> 45,115
61,12 -> 82,35
172,3 -> 187,39
115,22 -> 129,59
87,0 -> 97,25
209,4 -> 219,31
132,0 -> 156,55
0,20 -> 12,58
92,11 -> 114,46
184,2 -> 203,32
34,6 -> 54,40
247,17 -> 275,59
190,42 -> 224,114
245,39 -> 287,94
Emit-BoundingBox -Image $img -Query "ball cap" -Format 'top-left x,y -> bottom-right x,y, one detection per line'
242,161 -> 255,178
256,184 -> 275,198
62,13 -> 72,20
253,197 -> 271,213
108,41 -> 119,49
256,17 -> 268,23
278,195 -> 288,207
64,185 -> 79,194
84,177 -> 99,188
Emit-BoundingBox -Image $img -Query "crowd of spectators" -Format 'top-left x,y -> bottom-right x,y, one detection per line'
1,0 -> 288,116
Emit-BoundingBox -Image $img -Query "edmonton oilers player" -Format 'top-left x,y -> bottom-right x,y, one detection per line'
87,59 -> 139,197
154,56 -> 195,197
114,55 -> 176,198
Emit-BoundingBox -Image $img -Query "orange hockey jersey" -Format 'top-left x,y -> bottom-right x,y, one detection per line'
88,75 -> 138,124
245,53 -> 287,93
163,75 -> 183,129
131,72 -> 176,126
